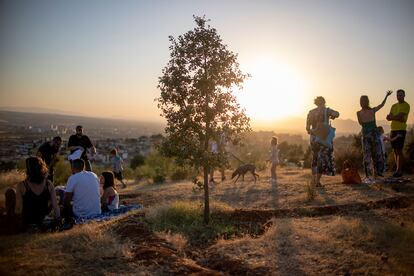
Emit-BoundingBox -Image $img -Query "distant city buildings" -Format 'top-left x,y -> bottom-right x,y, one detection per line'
0,122 -> 163,169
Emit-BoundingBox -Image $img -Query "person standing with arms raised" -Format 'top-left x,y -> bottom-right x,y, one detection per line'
356,91 -> 392,178
386,89 -> 410,177
68,125 -> 96,171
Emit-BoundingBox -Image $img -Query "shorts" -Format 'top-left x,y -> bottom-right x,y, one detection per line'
113,171 -> 123,181
390,130 -> 406,150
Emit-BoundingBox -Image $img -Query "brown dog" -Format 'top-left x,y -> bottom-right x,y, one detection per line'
231,164 -> 259,183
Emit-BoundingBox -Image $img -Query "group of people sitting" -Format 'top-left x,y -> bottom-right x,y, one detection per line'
5,157 -> 119,231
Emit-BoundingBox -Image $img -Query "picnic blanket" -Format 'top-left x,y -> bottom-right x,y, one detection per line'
74,204 -> 143,224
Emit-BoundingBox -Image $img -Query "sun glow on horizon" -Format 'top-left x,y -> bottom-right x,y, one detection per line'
237,59 -> 309,123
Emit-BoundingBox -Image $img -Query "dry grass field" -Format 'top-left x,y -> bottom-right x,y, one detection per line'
1,167 -> 413,275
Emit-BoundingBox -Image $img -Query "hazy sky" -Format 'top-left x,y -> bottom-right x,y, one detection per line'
1,0 -> 413,127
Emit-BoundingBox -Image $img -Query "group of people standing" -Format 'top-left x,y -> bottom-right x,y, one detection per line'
307,89 -> 410,186
5,125 -> 126,230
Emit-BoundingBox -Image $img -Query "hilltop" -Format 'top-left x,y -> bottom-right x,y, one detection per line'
1,168 -> 413,275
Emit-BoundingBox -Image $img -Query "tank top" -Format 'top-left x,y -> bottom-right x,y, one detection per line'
361,120 -> 377,135
107,192 -> 119,211
22,180 -> 51,224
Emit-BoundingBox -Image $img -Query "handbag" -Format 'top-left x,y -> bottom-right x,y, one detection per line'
313,108 -> 336,148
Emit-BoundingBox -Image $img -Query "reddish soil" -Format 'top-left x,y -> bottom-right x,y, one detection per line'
113,214 -> 220,275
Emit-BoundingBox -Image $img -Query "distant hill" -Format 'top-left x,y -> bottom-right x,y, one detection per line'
0,106 -> 83,116
252,117 -> 394,136
0,110 -> 165,139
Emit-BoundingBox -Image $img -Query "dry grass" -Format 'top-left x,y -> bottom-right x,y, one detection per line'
123,167 -> 413,210
205,207 -> 414,275
2,167 -> 413,274
0,170 -> 25,190
0,170 -> 25,208
305,179 -> 316,202
155,231 -> 188,254
0,221 -> 155,275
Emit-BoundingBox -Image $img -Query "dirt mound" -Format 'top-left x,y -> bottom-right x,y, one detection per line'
201,252 -> 272,275
215,195 -> 414,224
113,214 -> 220,275
112,195 -> 414,274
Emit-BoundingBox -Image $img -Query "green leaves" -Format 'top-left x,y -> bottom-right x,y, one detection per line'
157,16 -> 251,170
157,16 -> 251,222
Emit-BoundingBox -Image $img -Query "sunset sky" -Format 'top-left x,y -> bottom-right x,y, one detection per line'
1,0 -> 413,128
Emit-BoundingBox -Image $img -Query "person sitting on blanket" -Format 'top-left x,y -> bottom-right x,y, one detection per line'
100,171 -> 119,212
63,159 -> 101,220
4,157 -> 61,232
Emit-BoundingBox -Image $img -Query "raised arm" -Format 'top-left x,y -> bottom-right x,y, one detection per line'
374,90 -> 392,112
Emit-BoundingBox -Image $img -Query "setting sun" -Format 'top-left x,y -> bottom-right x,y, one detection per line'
238,59 -> 308,122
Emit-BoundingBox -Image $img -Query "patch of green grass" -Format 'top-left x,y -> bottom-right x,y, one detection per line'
146,201 -> 237,246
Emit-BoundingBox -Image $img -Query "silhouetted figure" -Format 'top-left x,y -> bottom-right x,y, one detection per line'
110,148 -> 126,188
4,157 -> 60,228
306,96 -> 339,186
356,91 -> 391,177
268,136 -> 279,181
386,89 -> 410,177
37,136 -> 62,182
68,125 -> 95,171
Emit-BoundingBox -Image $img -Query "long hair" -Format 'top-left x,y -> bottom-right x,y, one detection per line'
360,95 -> 371,109
101,171 -> 115,190
26,157 -> 49,184
271,136 -> 278,146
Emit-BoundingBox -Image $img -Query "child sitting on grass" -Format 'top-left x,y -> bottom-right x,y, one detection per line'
100,171 -> 119,212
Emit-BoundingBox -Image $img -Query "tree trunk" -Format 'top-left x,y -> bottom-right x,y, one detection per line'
203,165 -> 210,224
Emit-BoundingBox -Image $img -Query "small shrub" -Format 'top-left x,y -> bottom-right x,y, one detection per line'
146,201 -> 236,246
152,169 -> 166,184
53,157 -> 72,185
130,154 -> 145,170
170,168 -> 189,181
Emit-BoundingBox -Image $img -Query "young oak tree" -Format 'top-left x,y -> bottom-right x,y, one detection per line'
157,16 -> 251,224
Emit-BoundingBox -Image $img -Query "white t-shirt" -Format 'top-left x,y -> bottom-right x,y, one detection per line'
271,145 -> 279,164
65,171 -> 101,217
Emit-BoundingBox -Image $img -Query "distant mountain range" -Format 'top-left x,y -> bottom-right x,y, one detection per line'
1,108 -> 409,138
0,109 -> 165,139
251,117 -> 396,135
0,106 -> 84,116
